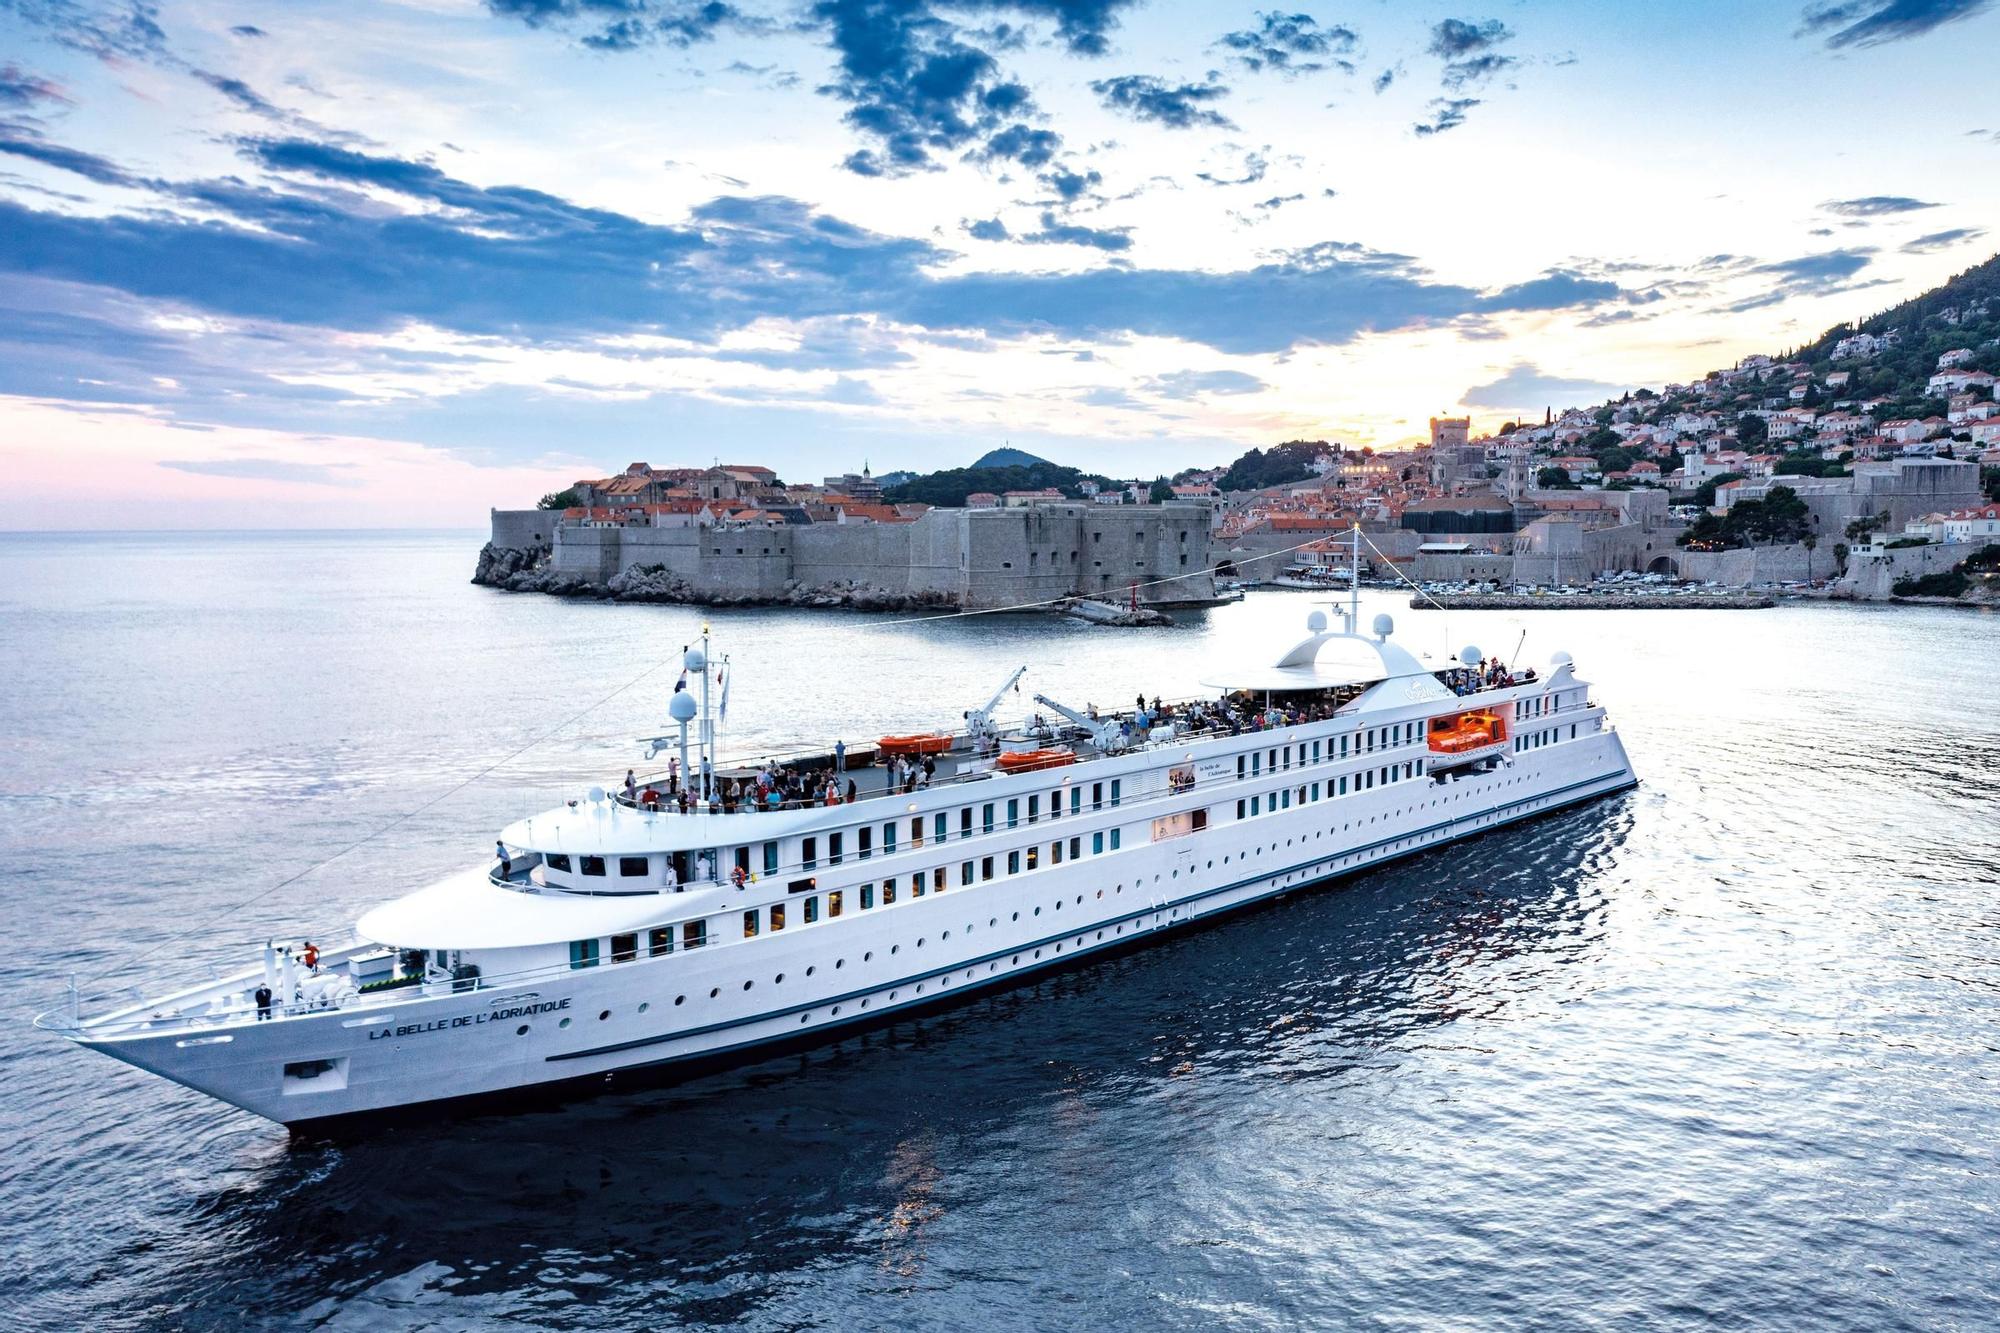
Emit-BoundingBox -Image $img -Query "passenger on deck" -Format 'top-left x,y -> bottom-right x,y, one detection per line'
834,739 -> 847,772
303,941 -> 319,973
641,786 -> 661,811
667,757 -> 680,795
254,984 -> 273,1020
495,840 -> 509,877
625,770 -> 637,803
846,779 -> 858,803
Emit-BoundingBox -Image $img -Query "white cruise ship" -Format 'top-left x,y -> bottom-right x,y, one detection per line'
42,598 -> 1635,1131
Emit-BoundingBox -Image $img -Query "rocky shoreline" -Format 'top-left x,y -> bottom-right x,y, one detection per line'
1408,591 -> 1778,610
472,543 -> 962,612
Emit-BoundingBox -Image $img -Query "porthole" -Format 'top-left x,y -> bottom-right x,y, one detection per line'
989,917 -> 998,926
806,966 -> 816,977
800,1013 -> 809,1024
915,984 -> 924,994
1034,906 -> 1041,916
776,973 -> 785,984
892,944 -> 900,954
709,987 -> 720,998
675,995 -> 685,1006
864,951 -> 873,961
1075,895 -> 1082,904
516,1024 -> 529,1035
860,998 -> 870,1009
1095,890 -> 1103,899
599,1010 -> 610,1021
1055,944 -> 1062,953
1012,911 -> 1019,921
638,1002 -> 649,1014
890,990 -> 899,1000
836,959 -> 844,969
1034,949 -> 1042,958
832,1005 -> 842,1016
560,1017 -> 572,1029
743,980 -> 753,991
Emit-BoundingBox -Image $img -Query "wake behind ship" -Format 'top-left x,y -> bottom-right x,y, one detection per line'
41,588 -> 1636,1130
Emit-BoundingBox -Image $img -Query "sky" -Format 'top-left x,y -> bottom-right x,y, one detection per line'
1,0 -> 1996,527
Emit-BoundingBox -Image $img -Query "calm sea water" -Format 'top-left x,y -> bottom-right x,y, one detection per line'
1,530 -> 1996,1332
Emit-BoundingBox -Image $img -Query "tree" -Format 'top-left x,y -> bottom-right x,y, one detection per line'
1736,413 -> 1768,447
537,487 -> 580,510
1536,466 -> 1579,490
1149,477 -> 1175,504
1692,472 -> 1746,507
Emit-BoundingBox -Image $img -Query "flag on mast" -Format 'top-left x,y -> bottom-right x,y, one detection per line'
718,660 -> 732,722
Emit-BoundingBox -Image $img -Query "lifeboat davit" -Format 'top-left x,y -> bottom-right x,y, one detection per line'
878,733 -> 952,756
997,748 -> 1076,773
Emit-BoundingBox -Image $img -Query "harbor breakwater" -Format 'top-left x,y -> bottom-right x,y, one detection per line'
1410,591 -> 1778,610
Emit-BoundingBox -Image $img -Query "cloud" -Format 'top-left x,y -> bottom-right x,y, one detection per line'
1041,167 -> 1102,201
1440,51 -> 1516,89
1901,226 -> 1986,253
1720,247 -> 1878,310
4,0 -> 168,61
229,23 -> 266,37
1254,192 -> 1304,210
1216,12 -> 1360,75
1821,194 -> 1939,215
0,134 -> 1627,385
1091,74 -> 1234,130
1461,362 -> 1627,409
485,0 -> 769,50
1428,17 -> 1511,58
1146,368 -> 1266,397
1413,98 -> 1479,135
0,63 -> 70,110
1371,65 -> 1397,93
1195,148 -> 1266,184
966,211 -> 1132,249
158,458 -> 363,486
1797,0 -> 1992,48
0,125 -> 148,186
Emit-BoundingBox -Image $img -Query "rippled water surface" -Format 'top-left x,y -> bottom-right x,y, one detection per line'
2,530 -> 1997,1332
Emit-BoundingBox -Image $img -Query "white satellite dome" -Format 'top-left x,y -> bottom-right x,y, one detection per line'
1372,613 -> 1394,640
1306,610 -> 1329,633
683,646 -> 707,672
668,691 -> 698,722
1459,645 -> 1482,666
1550,650 -> 1574,667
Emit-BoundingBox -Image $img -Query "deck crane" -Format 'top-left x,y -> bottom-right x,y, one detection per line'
1031,693 -> 1133,754
964,665 -> 1027,753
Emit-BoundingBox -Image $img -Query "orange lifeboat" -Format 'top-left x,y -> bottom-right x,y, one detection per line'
997,748 -> 1076,773
879,733 -> 952,756
1428,710 -> 1505,754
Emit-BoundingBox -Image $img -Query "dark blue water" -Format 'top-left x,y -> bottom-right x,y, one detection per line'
2,531 -> 1996,1331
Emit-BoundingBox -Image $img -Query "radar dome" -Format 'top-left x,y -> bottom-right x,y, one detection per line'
1459,645 -> 1482,666
1306,610 -> 1329,633
587,786 -> 606,803
683,647 -> 707,672
1372,613 -> 1394,639
668,691 -> 698,722
1550,650 -> 1574,667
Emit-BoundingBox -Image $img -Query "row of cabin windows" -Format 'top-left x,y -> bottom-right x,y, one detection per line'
1233,723 -> 1423,782
543,853 -> 653,878
1513,724 -> 1576,752
569,919 -> 709,969
1233,762 -> 1418,819
745,827 -> 1125,938
770,780 -> 1123,877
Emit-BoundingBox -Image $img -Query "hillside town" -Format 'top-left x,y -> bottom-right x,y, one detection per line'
482,265 -> 2000,609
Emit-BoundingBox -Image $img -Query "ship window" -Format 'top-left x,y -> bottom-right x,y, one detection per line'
611,932 -> 638,963
735,846 -> 750,875
883,822 -> 897,853
829,890 -> 843,918
982,856 -> 994,881
1251,753 -> 1261,776
858,826 -> 872,860
1192,809 -> 1209,832
883,880 -> 897,904
1237,799 -> 1245,819
935,812 -> 948,843
1110,780 -> 1121,807
1311,782 -> 1321,801
860,883 -> 875,909
1093,831 -> 1104,854
803,897 -> 819,924
1110,828 -> 1121,850
983,803 -> 995,833
1051,841 -> 1063,865
1269,749 -> 1278,770
962,808 -> 974,836
569,939 -> 599,969
1070,788 -> 1082,815
1312,741 -> 1321,762
934,867 -> 947,892
1028,795 -> 1039,823
1092,782 -> 1102,810
1068,836 -> 1080,860
911,817 -> 923,848
648,928 -> 672,957
763,841 -> 779,875
911,873 -> 925,898
788,876 -> 816,894
770,903 -> 786,931
581,856 -> 606,877
801,837 -> 817,870
1251,795 -> 1260,815
619,856 -> 649,877
1339,776 -> 1348,795
1281,789 -> 1291,809
743,910 -> 760,938
962,861 -> 974,886
545,853 -> 572,872
829,832 -> 843,865
1049,787 -> 1062,818
682,920 -> 707,950
1340,736 -> 1350,757
1008,850 -> 1021,874
1027,845 -> 1040,870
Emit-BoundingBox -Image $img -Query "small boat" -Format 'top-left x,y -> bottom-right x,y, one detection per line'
996,748 -> 1077,772
878,733 -> 952,756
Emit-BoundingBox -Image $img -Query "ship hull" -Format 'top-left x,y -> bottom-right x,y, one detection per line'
74,735 -> 1635,1131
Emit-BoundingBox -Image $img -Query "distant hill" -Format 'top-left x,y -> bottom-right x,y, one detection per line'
971,446 -> 1055,469
882,461 -> 1119,508
1197,440 -> 1331,493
